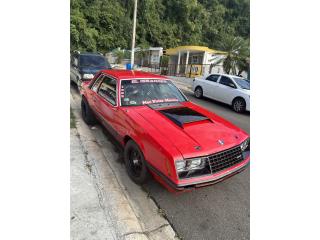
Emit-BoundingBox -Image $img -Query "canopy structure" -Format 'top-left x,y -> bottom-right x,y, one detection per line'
165,45 -> 226,55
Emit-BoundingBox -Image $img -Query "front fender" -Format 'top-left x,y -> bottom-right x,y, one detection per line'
122,108 -> 183,182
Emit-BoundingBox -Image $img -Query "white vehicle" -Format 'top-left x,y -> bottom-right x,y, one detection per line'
192,73 -> 250,113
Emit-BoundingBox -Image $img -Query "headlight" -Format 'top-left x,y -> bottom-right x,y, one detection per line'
240,138 -> 250,151
82,73 -> 94,79
175,161 -> 186,172
175,158 -> 205,172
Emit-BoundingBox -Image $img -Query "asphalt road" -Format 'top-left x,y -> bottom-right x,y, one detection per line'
71,83 -> 250,240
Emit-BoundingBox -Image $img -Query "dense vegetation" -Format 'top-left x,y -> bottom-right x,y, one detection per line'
71,0 -> 249,53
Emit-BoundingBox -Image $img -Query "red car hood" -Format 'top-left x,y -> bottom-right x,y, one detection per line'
129,102 -> 248,159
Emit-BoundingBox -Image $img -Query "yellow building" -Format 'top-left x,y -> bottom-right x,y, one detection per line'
165,45 -> 226,77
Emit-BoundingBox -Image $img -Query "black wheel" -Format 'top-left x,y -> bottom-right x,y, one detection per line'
194,86 -> 203,98
124,140 -> 150,185
81,98 -> 97,125
232,97 -> 246,113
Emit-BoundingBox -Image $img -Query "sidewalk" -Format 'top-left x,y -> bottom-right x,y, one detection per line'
70,90 -> 178,240
71,128 -> 122,240
167,76 -> 193,94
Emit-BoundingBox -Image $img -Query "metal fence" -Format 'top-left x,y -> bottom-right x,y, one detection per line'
140,64 -> 225,78
124,60 -> 249,79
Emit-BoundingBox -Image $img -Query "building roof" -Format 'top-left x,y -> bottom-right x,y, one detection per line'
134,47 -> 163,52
100,69 -> 169,80
165,45 -> 226,55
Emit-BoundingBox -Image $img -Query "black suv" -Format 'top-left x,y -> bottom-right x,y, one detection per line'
70,51 -> 111,87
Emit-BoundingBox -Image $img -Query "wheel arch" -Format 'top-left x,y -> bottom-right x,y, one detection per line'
81,94 -> 88,102
232,96 -> 246,105
123,135 -> 133,145
123,134 -> 146,156
195,85 -> 203,91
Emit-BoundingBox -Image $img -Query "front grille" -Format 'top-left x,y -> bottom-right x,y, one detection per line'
179,145 -> 244,179
206,145 -> 244,174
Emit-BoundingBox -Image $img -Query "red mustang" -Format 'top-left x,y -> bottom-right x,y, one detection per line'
80,70 -> 250,191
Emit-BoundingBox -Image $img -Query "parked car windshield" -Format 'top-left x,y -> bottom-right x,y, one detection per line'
120,79 -> 186,106
233,77 -> 250,90
79,55 -> 110,68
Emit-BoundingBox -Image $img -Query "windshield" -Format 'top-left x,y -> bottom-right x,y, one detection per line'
79,55 -> 110,68
233,77 -> 250,90
120,79 -> 187,106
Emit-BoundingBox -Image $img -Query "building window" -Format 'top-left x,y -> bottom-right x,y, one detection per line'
192,55 -> 200,64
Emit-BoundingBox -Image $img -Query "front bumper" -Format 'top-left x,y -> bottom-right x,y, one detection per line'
147,152 -> 250,191
246,99 -> 250,111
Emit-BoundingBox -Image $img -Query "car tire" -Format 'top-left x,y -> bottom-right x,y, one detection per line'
232,97 -> 246,113
81,98 -> 97,125
124,140 -> 150,185
194,86 -> 203,98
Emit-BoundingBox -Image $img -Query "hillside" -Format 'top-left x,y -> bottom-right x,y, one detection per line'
71,0 -> 249,52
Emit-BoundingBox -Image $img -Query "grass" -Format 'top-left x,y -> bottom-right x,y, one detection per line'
70,108 -> 76,128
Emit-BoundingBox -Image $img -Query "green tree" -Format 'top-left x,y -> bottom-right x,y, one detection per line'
70,0 -> 250,54
135,42 -> 150,65
218,35 -> 249,75
114,49 -> 125,64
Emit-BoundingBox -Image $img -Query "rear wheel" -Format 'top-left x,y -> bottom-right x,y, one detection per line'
232,97 -> 246,113
124,140 -> 150,185
194,86 -> 203,98
81,98 -> 97,125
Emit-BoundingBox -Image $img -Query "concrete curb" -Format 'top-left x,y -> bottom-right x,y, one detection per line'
70,91 -> 178,240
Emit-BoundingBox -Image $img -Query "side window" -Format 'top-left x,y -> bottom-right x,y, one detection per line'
91,75 -> 104,92
205,74 -> 220,82
98,77 -> 117,106
219,76 -> 236,88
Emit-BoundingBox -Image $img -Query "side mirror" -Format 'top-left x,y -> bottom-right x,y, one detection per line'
229,83 -> 236,88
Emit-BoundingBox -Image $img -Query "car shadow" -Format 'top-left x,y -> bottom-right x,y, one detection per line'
100,125 -> 125,164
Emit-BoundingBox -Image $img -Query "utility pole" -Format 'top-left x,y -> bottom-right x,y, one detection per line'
130,0 -> 138,69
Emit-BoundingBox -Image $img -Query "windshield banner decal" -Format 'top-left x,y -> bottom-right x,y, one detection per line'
142,98 -> 179,105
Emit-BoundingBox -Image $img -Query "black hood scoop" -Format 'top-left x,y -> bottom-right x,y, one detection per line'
157,107 -> 210,128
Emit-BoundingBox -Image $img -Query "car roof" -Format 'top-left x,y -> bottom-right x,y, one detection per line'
206,73 -> 246,80
100,69 -> 169,80
217,73 -> 245,79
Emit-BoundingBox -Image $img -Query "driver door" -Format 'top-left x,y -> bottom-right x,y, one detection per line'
95,76 -> 121,139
